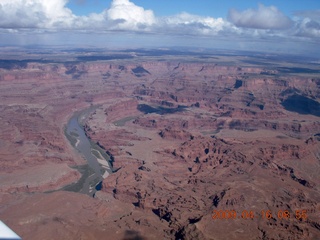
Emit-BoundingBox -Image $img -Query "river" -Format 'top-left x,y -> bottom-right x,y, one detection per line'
64,106 -> 112,196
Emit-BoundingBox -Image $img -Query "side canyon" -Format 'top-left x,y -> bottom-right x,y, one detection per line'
0,49 -> 319,239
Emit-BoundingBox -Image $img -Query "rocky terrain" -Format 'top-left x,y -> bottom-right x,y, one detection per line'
0,49 -> 319,239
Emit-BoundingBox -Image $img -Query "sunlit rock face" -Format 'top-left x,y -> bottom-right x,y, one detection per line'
0,51 -> 319,240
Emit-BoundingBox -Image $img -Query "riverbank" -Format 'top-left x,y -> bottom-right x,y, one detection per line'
64,105 -> 113,196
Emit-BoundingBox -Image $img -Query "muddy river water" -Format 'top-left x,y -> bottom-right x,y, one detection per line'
64,106 -> 112,196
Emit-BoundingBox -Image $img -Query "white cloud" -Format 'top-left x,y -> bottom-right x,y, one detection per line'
228,4 -> 293,30
103,0 -> 156,31
0,0 -> 319,46
0,0 -> 228,35
292,10 -> 320,38
294,18 -> 320,38
0,0 -> 157,31
159,12 -> 230,35
0,0 -> 75,28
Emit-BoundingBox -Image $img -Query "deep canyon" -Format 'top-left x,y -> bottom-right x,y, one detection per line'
0,49 -> 319,239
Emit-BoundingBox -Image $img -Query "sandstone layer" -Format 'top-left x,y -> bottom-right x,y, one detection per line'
0,50 -> 319,239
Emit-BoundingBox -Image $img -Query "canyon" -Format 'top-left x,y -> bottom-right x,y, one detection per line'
0,48 -> 319,239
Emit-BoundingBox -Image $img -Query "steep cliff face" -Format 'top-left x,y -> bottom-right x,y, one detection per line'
97,132 -> 320,240
79,60 -> 320,239
104,99 -> 139,123
0,57 -> 319,240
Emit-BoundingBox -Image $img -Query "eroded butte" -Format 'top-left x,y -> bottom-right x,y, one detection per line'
0,50 -> 319,240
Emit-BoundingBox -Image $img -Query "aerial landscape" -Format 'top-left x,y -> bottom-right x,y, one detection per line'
0,1 -> 319,240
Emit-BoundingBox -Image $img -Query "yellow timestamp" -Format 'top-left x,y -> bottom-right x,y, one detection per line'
212,209 -> 308,220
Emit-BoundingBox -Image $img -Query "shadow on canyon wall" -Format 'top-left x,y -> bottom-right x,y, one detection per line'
137,104 -> 188,115
282,94 -> 320,117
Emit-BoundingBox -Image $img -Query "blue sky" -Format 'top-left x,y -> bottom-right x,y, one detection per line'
0,0 -> 319,55
66,0 -> 319,18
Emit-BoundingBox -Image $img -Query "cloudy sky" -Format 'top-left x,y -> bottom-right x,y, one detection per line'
0,0 -> 319,55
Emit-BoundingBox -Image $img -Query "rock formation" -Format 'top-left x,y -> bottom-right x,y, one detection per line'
0,50 -> 319,239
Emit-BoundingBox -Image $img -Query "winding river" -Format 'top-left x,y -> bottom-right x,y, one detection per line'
63,103 -> 185,196
64,106 -> 112,196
